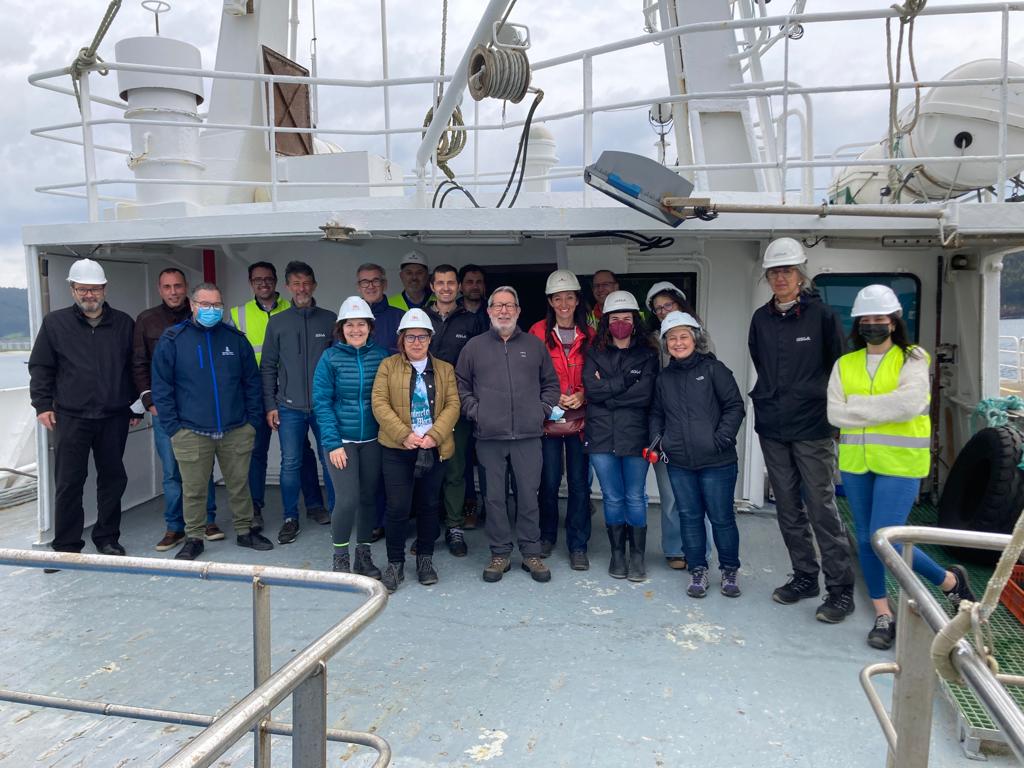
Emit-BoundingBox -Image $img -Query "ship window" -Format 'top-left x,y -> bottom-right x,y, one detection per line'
815,272 -> 921,342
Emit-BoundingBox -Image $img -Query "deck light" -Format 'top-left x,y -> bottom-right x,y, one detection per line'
583,150 -> 694,227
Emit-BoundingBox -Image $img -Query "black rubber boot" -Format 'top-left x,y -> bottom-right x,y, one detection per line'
627,525 -> 647,582
606,525 -> 628,579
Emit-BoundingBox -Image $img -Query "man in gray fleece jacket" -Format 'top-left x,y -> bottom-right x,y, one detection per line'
456,286 -> 561,584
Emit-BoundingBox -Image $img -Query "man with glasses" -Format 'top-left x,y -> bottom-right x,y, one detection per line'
587,270 -> 620,329
456,287 -> 560,584
356,262 -> 403,353
29,259 -> 138,565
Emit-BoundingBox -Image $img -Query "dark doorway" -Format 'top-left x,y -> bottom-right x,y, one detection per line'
485,262 -> 558,330
582,271 -> 699,331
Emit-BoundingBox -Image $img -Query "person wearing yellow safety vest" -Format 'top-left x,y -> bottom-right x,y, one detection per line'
827,284 -> 975,651
387,250 -> 434,311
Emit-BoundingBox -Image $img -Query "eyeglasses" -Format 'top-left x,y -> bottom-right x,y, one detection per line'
766,267 -> 797,279
73,286 -> 104,296
251,277 -> 276,285
490,302 -> 518,312
404,333 -> 430,343
357,278 -> 384,288
196,301 -> 224,310
653,302 -> 677,315
593,282 -> 617,290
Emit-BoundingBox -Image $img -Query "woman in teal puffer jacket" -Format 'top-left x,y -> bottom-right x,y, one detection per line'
312,297 -> 388,574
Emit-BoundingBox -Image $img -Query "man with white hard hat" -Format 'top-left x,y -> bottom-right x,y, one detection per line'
388,250 -> 433,312
29,258 -> 138,566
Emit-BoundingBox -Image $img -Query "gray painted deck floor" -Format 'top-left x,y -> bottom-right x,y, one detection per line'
0,490 -> 1015,767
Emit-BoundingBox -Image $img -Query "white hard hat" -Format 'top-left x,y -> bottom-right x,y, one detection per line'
337,296 -> 374,321
762,237 -> 807,269
645,281 -> 687,310
398,308 -> 433,333
660,310 -> 702,339
545,269 -> 581,295
67,258 -> 107,285
602,290 -> 640,314
400,250 -> 429,269
851,284 -> 902,317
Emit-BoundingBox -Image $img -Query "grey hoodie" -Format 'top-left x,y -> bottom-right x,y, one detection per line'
261,302 -> 337,412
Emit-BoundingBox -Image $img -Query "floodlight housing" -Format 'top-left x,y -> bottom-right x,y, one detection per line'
584,150 -> 694,227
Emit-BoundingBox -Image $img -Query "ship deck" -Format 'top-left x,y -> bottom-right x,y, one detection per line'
0,491 -> 1016,767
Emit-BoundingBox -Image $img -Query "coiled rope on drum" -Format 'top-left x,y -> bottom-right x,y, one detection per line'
422,0 -> 466,182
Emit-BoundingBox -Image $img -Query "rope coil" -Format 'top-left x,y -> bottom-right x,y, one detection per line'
468,44 -> 531,104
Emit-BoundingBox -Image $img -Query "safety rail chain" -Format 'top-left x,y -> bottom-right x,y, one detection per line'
0,549 -> 390,768
24,1 -> 1024,219
861,526 -> 1024,767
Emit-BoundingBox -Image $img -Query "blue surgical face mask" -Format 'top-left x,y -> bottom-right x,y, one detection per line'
196,307 -> 223,328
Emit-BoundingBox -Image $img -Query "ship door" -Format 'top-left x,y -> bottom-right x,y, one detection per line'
484,262 -> 558,329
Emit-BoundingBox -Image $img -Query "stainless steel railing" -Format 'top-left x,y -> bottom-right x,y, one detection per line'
0,548 -> 391,768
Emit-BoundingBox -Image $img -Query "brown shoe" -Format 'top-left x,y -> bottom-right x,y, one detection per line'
521,556 -> 552,583
483,555 -> 512,583
666,556 -> 688,571
463,500 -> 478,530
204,523 -> 226,541
155,531 -> 185,551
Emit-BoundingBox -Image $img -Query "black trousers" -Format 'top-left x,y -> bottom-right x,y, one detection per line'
52,412 -> 129,552
380,446 -> 444,563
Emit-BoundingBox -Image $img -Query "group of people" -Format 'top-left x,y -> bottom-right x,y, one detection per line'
28,239 -> 976,649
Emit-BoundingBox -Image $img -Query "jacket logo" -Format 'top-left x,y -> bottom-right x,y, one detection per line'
695,375 -> 705,381
520,352 -> 527,358
629,369 -> 642,375
796,336 -> 812,342
455,333 -> 467,340
315,333 -> 327,339
222,346 -> 235,356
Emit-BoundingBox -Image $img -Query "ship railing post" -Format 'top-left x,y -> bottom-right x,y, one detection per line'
292,662 -> 328,768
78,71 -> 100,222
253,577 -> 272,768
780,13 -> 791,205
997,4 -> 1010,200
380,0 -> 392,163
583,54 -> 593,206
267,75 -> 279,210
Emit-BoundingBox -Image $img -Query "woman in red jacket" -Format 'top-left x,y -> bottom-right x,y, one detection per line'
529,270 -> 595,570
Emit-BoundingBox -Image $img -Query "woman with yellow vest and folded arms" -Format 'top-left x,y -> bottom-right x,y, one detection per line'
827,285 -> 975,650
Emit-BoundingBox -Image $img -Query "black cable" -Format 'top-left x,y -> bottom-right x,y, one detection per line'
438,181 -> 481,209
570,230 -> 675,251
497,90 -> 544,208
431,179 -> 457,208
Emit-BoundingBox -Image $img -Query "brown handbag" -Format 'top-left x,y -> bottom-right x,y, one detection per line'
543,406 -> 586,437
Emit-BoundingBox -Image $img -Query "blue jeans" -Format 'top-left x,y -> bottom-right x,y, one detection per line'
841,471 -> 947,600
667,463 -> 740,571
152,415 -> 215,532
539,435 -> 591,553
277,406 -> 334,521
589,453 -> 649,526
655,460 -> 713,560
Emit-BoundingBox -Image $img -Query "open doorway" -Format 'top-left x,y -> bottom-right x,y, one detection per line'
484,262 -> 558,330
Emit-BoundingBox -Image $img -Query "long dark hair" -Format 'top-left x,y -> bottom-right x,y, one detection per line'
850,313 -> 921,360
595,309 -> 659,352
543,292 -> 590,354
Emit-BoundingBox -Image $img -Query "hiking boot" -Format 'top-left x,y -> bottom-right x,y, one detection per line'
943,565 -> 976,612
155,531 -> 185,551
237,531 -> 274,551
687,566 -> 709,598
417,555 -> 439,585
772,572 -> 820,605
332,549 -> 350,573
353,544 -> 382,579
721,567 -> 741,598
175,538 -> 205,561
816,586 -> 855,623
626,525 -> 647,583
278,518 -> 300,544
381,561 -> 404,593
370,527 -> 385,542
204,523 -> 225,541
606,525 -> 628,579
539,540 -> 554,558
251,506 -> 264,533
307,508 -> 331,525
446,527 -> 468,557
463,500 -> 479,529
666,556 -> 687,571
521,556 -> 552,583
570,551 -> 590,571
483,555 -> 512,583
868,614 -> 896,650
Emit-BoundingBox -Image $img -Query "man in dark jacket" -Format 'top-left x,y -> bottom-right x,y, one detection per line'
426,263 -> 488,556
151,282 -> 273,560
456,287 -> 561,584
748,237 -> 855,623
356,262 -> 403,354
29,259 -> 137,561
261,261 -> 337,544
133,267 -> 220,551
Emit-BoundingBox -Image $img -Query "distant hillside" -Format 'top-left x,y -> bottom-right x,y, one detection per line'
1003,252 -> 1024,318
0,288 -> 28,339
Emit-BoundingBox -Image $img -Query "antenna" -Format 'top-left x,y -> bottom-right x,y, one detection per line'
141,0 -> 170,35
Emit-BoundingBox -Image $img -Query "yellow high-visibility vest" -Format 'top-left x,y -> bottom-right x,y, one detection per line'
229,296 -> 290,364
837,346 -> 931,478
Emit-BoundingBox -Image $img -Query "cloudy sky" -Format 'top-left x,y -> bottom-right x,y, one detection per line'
1,0 -> 1019,287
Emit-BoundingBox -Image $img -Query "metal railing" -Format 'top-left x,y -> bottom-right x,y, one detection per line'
0,548 -> 390,768
861,526 -> 1024,767
1001,335 -> 1024,384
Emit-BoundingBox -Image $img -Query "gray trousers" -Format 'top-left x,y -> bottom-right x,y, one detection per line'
759,436 -> 855,588
476,437 -> 542,557
326,440 -> 381,547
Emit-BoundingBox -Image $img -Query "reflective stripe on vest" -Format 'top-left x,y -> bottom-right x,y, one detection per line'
837,346 -> 931,478
229,297 -> 290,364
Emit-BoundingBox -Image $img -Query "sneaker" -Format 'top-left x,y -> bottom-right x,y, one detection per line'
237,531 -> 274,551
175,538 -> 205,561
204,523 -> 225,541
539,540 -> 554,558
417,555 -> 439,585
569,551 -> 590,571
687,567 -> 709,598
251,506 -> 264,533
772,572 -> 820,605
867,614 -> 896,650
943,565 -> 976,612
446,527 -> 468,557
483,555 -> 512,583
666,556 -> 687,571
307,508 -> 331,525
332,550 -> 350,572
521,556 -> 552,583
155,531 -> 185,551
278,518 -> 300,544
721,567 -> 741,598
381,562 -> 404,593
353,544 -> 382,579
816,586 -> 855,623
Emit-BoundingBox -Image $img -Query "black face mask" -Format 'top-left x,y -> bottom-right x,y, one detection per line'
860,323 -> 891,345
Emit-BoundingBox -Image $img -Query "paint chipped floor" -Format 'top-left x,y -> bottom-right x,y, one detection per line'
0,492 -> 1016,767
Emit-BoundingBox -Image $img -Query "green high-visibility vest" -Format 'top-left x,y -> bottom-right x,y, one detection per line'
837,346 -> 931,478
229,296 -> 290,364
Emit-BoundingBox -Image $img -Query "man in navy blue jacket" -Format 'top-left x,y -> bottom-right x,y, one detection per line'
151,282 -> 274,560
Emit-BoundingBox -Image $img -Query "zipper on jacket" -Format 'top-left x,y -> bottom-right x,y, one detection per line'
357,348 -> 365,440
206,333 -> 223,433
504,339 -> 515,432
197,344 -> 204,369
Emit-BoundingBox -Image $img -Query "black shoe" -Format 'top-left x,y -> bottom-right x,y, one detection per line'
417,555 -> 439,585
238,531 -> 274,551
867,614 -> 896,650
446,527 -> 468,557
370,527 -> 386,543
251,506 -> 264,533
332,550 -> 350,572
278,518 -> 299,544
627,525 -> 647,583
570,551 -> 590,571
97,542 -> 126,556
353,544 -> 382,579
816,586 -> 855,624
772,572 -> 820,604
381,561 -> 404,593
307,508 -> 331,525
43,568 -> 61,574
175,538 -> 205,560
606,525 -> 628,579
539,540 -> 554,558
943,565 -> 976,611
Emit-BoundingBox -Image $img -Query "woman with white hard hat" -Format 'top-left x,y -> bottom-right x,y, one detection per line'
651,311 -> 745,598
371,308 -> 460,592
747,237 -> 858,623
582,290 -> 660,580
528,269 -> 595,570
312,297 -> 388,576
827,285 -> 975,650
